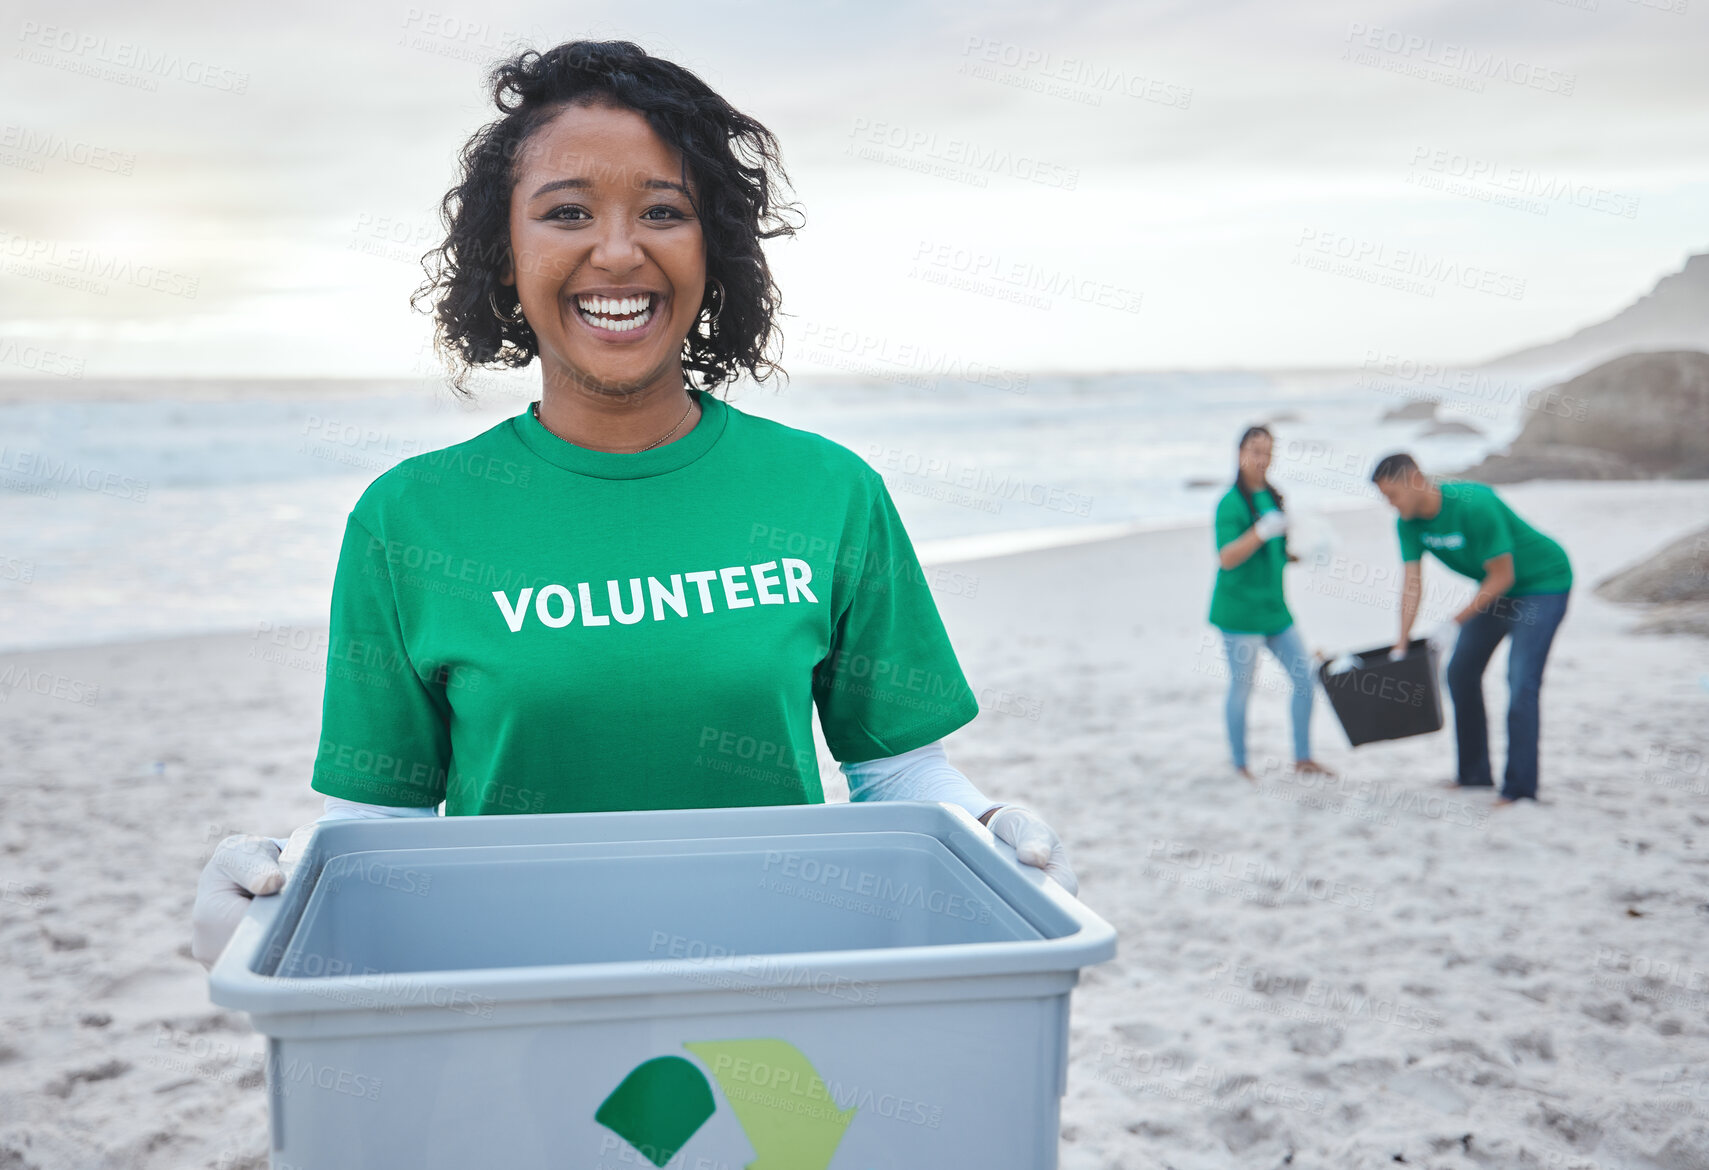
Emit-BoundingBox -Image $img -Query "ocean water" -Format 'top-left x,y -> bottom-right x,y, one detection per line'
0,368 -> 1545,652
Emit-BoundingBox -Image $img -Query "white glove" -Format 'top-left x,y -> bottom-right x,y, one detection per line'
984,806 -> 1079,896
190,824 -> 314,970
1426,619 -> 1461,658
1253,510 -> 1289,541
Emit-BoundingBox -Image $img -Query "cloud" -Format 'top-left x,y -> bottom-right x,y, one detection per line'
1,0 -> 1704,375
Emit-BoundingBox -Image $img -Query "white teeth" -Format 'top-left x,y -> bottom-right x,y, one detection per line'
576,293 -> 654,320
575,297 -> 654,333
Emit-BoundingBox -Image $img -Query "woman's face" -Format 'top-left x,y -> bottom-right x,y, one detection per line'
1238,433 -> 1273,480
503,101 -> 707,396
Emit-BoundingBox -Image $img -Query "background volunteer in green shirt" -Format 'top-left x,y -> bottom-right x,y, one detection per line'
1207,426 -> 1332,780
190,40 -> 1077,967
1371,452 -> 1572,804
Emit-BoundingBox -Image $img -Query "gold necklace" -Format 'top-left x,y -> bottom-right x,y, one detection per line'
531,393 -> 697,454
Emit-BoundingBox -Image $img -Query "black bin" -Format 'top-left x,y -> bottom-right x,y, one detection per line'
1317,639 -> 1445,747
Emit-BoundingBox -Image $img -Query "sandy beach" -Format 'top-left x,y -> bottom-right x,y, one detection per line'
3,479 -> 1707,1170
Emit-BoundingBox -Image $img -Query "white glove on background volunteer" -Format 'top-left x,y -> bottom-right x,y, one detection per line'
1425,618 -> 1461,658
1324,651 -> 1361,675
1253,510 -> 1289,541
1389,619 -> 1461,662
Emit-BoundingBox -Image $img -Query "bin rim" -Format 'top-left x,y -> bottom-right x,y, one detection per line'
207,801 -> 1117,1016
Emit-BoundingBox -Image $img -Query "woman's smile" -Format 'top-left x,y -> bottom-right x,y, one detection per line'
570,290 -> 661,337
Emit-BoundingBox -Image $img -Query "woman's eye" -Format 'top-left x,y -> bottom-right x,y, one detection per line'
545,205 -> 590,221
643,206 -> 685,221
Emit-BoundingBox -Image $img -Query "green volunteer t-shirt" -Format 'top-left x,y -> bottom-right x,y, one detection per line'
309,390 -> 980,815
1397,480 -> 1572,595
1208,486 -> 1293,636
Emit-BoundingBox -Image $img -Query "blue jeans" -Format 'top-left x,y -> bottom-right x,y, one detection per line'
1221,624 -> 1314,770
1445,591 -> 1569,800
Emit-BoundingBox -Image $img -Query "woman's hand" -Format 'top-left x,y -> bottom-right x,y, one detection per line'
1219,512 -> 1286,570
980,806 -> 1079,896
190,825 -> 313,969
1253,510 -> 1289,541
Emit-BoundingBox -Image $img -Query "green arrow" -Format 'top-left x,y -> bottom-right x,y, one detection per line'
594,1055 -> 716,1168
685,1039 -> 855,1170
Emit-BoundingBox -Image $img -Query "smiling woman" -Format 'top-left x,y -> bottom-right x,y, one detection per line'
503,101 -> 714,444
410,41 -> 799,425
191,42 -> 1079,994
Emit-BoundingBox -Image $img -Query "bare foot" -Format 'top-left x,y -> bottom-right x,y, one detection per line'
1294,759 -> 1335,777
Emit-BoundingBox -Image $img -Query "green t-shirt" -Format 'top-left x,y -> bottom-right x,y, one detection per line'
1208,486 -> 1293,636
1397,481 -> 1572,595
309,390 -> 980,815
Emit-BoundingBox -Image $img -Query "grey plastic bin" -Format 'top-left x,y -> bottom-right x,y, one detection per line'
209,801 -> 1117,1170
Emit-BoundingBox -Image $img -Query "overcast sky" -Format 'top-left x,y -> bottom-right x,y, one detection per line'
1,0 -> 1705,378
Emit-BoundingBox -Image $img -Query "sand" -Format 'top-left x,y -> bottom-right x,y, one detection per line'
2,480 -> 1707,1170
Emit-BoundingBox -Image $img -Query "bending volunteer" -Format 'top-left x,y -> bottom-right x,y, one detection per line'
1207,426 -> 1331,781
1370,453 -> 1571,803
191,40 -> 1076,966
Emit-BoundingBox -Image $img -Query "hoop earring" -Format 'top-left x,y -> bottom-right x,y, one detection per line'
488,288 -> 526,327
703,278 -> 725,326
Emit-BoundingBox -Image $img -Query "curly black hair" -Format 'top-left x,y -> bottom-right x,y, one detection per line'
411,40 -> 805,396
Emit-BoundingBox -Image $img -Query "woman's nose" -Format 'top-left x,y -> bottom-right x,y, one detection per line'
588,217 -> 644,271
